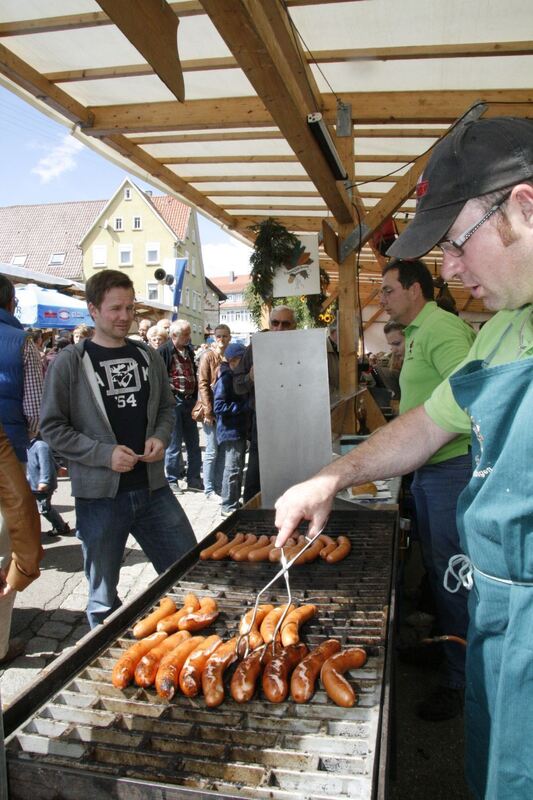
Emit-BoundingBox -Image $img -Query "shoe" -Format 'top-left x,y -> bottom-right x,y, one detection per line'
416,686 -> 464,721
0,637 -> 26,665
205,493 -> 221,502
170,482 -> 184,495
220,508 -> 233,518
57,524 -> 73,536
46,529 -> 60,537
186,479 -> 204,492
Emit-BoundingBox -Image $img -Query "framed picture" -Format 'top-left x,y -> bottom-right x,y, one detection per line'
272,233 -> 320,298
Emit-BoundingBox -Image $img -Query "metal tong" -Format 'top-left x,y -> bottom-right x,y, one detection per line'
236,530 -> 323,659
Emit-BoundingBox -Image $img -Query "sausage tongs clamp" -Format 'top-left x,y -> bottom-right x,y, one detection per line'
236,528 -> 324,658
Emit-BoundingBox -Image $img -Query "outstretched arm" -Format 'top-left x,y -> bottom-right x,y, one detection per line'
274,406 -> 458,546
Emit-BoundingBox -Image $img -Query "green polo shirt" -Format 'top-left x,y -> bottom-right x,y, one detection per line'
425,305 -> 533,435
400,301 -> 476,464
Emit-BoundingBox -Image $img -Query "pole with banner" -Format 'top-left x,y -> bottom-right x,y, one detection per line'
172,257 -> 188,321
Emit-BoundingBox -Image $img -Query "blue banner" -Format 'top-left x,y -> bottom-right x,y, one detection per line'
172,257 -> 187,320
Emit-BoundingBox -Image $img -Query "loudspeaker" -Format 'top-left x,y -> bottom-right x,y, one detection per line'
154,268 -> 166,283
165,274 -> 175,286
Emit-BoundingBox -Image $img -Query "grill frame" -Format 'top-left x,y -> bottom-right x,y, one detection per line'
5,509 -> 398,800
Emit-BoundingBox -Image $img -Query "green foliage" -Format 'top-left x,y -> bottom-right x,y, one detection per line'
249,217 -> 300,303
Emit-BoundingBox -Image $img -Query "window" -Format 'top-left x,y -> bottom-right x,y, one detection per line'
185,287 -> 190,307
193,324 -> 197,334
146,282 -> 159,301
11,254 -> 27,266
145,242 -> 160,265
118,245 -> 133,266
133,216 -> 142,230
191,227 -> 196,245
114,217 -> 123,231
185,252 -> 190,271
49,252 -> 66,266
191,255 -> 196,276
192,292 -> 196,311
93,245 -> 107,267
197,295 -> 201,313
124,187 -> 132,200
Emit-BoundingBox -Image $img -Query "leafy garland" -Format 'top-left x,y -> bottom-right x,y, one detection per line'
246,217 -> 335,327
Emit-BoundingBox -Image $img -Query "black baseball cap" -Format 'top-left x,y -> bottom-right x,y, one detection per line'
387,117 -> 533,259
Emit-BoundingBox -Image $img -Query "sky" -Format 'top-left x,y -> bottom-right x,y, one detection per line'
0,84 -> 252,279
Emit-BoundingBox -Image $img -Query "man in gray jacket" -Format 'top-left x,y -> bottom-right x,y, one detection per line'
40,270 -> 196,627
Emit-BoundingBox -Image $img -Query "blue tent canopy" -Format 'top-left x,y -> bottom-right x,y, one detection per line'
15,283 -> 94,329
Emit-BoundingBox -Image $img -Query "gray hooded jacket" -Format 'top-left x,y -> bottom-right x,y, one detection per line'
40,339 -> 174,498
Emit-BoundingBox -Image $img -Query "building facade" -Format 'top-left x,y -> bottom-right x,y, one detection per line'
214,272 -> 257,343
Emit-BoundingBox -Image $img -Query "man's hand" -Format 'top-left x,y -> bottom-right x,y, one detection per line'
0,567 -> 14,598
274,475 -> 336,547
110,445 -> 138,472
138,437 -> 165,463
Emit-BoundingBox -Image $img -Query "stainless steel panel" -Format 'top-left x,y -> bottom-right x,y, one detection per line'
253,329 -> 331,508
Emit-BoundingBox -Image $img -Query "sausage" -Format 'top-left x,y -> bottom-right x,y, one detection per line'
290,639 -> 341,703
155,636 -> 205,700
199,532 -> 229,560
201,638 -> 238,707
280,604 -> 317,647
262,643 -> 308,703
292,535 -> 329,566
320,647 -> 367,707
326,535 -> 352,564
268,537 -> 297,562
259,604 -> 295,644
179,634 -> 222,697
134,630 -> 191,688
232,534 -> 270,562
248,536 -> 277,562
132,597 -> 177,638
282,536 -> 308,564
319,536 -> 337,560
112,632 -> 168,689
236,603 -> 274,656
157,593 -> 201,633
228,534 -> 257,559
210,533 -> 245,560
230,646 -> 273,703
178,596 -> 219,631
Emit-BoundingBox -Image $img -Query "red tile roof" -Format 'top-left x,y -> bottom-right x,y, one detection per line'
212,274 -> 251,293
0,200 -> 106,280
150,195 -> 191,239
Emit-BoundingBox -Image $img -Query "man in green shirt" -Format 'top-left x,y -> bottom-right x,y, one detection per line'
381,258 -> 475,719
274,116 -> 533,800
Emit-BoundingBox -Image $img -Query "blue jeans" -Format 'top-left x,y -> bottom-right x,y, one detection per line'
202,421 -> 224,496
220,438 -> 246,513
75,485 -> 196,627
243,413 -> 260,503
411,453 -> 471,689
34,491 -> 69,533
165,395 -> 202,483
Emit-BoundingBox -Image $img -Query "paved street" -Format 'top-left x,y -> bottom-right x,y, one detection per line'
0,473 -> 223,707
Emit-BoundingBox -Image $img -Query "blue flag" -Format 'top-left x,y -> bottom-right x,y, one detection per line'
172,257 -> 187,320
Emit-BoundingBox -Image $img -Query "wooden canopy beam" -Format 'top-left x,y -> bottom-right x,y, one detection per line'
95,0 -> 184,102
198,0 -> 353,224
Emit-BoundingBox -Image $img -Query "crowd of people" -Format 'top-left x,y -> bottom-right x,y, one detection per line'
1,114 -> 532,798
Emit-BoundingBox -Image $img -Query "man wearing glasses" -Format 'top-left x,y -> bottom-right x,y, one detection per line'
275,117 -> 533,799
40,270 -> 195,628
233,305 -> 296,502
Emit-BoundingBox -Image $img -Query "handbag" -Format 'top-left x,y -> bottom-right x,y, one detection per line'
191,399 -> 205,422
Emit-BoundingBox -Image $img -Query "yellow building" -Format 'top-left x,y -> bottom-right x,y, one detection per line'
80,179 -> 207,345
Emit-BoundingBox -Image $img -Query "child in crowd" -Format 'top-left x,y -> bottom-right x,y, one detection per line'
213,342 -> 249,517
27,435 -> 71,536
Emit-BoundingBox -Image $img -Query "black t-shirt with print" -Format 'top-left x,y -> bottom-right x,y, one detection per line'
85,340 -> 149,491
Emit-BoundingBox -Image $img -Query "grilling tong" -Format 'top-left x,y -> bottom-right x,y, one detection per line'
236,530 -> 323,659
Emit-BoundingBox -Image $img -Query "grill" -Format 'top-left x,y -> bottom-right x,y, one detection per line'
4,509 -> 397,800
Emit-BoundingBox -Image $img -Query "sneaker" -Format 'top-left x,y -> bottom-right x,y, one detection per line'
220,508 -> 233,518
186,479 -> 204,492
169,481 -> 184,495
416,686 -> 464,721
205,492 -> 221,502
0,637 -> 26,665
58,524 -> 73,536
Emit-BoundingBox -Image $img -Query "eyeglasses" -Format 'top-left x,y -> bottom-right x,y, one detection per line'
270,319 -> 293,329
437,192 -> 511,257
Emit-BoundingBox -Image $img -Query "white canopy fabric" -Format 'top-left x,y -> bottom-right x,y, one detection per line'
15,283 -> 94,328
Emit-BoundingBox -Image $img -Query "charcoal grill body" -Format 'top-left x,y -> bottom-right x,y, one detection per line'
5,510 -> 398,800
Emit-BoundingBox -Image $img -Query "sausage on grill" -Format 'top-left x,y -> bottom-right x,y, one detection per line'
262,642 -> 308,703
290,639 -> 341,703
259,604 -> 295,644
157,593 -> 201,633
280,604 -> 317,647
202,638 -> 238,707
210,533 -> 245,560
178,596 -> 219,631
320,647 -> 367,707
247,535 -> 276,562
155,636 -> 205,700
199,532 -> 229,560
326,535 -> 352,564
230,646 -> 273,703
232,534 -> 270,561
179,634 -> 222,697
132,597 -> 177,638
134,630 -> 191,688
112,631 -> 168,689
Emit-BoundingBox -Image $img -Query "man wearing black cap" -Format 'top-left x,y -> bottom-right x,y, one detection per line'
274,117 -> 533,800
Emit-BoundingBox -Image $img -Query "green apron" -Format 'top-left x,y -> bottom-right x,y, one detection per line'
448,342 -> 533,799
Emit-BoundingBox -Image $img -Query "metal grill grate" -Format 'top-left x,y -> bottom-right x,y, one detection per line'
6,510 -> 397,800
